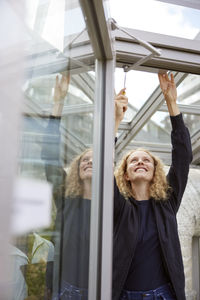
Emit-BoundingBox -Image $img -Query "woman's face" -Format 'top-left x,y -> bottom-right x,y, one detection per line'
79,150 -> 93,181
125,150 -> 155,183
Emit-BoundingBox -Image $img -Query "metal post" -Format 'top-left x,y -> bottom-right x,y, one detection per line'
88,58 -> 115,300
100,58 -> 115,300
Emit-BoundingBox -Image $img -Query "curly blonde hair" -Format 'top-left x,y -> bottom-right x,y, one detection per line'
115,148 -> 170,201
65,149 -> 92,198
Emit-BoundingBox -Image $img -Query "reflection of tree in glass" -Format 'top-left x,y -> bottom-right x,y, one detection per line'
25,260 -> 46,300
20,233 -> 54,300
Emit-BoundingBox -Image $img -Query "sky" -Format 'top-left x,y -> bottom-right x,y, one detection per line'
108,0 -> 199,39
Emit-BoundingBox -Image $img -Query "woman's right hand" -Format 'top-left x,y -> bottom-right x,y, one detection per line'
115,89 -> 128,133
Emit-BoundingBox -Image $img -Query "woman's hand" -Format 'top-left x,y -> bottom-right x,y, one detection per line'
53,74 -> 70,102
52,74 -> 70,116
115,88 -> 128,134
158,73 -> 180,116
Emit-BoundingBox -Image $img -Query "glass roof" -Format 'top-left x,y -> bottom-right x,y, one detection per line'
109,0 -> 200,39
177,74 -> 200,105
115,68 -> 159,121
23,0 -> 95,165
24,0 -> 200,165
25,0 -> 85,51
115,69 -> 200,159
112,0 -> 200,163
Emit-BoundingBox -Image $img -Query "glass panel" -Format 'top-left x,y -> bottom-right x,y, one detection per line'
151,111 -> 200,137
115,71 -> 200,121
185,114 -> 200,135
115,68 -> 159,121
109,0 -> 200,39
177,74 -> 200,105
116,71 -> 200,155
119,107 -> 200,146
136,111 -> 171,143
12,1 -> 95,299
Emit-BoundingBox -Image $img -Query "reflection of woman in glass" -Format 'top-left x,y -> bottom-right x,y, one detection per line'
42,74 -> 93,300
58,148 -> 93,299
113,73 -> 192,300
65,149 -> 93,200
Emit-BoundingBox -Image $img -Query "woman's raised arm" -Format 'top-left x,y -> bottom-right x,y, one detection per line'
52,74 -> 70,117
115,88 -> 128,134
158,72 -> 192,212
158,72 -> 180,116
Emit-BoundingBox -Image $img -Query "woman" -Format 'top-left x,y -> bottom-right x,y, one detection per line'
113,73 -> 192,300
58,149 -> 92,299
42,75 -> 93,300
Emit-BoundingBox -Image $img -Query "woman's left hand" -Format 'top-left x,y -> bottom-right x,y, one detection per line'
158,72 -> 177,104
52,73 -> 70,116
158,72 -> 180,116
54,74 -> 70,102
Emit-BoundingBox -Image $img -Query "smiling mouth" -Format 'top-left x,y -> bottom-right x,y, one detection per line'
84,167 -> 92,171
135,167 -> 147,172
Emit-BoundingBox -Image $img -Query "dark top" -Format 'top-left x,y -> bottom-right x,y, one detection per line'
61,197 -> 90,288
113,114 -> 193,300
41,116 -> 91,290
123,199 -> 169,291
42,114 -> 193,300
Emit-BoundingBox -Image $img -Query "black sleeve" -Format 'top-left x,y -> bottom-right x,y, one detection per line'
114,177 -> 126,225
41,116 -> 66,209
41,116 -> 66,294
167,114 -> 193,213
114,137 -> 126,224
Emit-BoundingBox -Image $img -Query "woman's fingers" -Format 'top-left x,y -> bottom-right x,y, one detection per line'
115,92 -> 128,102
158,72 -> 171,94
118,88 -> 126,95
115,97 -> 128,110
158,73 -> 165,91
158,72 -> 177,105
158,72 -> 163,83
159,72 -> 174,86
115,99 -> 128,114
115,89 -> 128,114
115,96 -> 128,103
56,74 -> 70,87
165,72 -> 170,82
54,74 -> 70,102
170,73 -> 174,83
